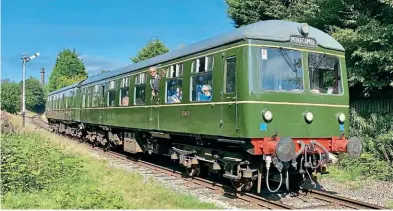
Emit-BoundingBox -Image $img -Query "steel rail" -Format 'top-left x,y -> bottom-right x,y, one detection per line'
30,114 -> 387,210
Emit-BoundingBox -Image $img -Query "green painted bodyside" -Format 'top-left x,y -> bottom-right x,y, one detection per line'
46,39 -> 349,139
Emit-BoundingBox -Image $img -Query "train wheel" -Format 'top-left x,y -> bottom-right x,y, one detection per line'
231,178 -> 253,192
185,164 -> 200,177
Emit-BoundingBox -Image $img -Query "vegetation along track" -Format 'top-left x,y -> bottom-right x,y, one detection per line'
30,114 -> 386,210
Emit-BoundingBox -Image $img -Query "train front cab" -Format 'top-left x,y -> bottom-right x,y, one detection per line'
240,38 -> 363,187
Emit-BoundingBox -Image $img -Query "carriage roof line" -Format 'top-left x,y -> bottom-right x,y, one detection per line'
48,20 -> 344,95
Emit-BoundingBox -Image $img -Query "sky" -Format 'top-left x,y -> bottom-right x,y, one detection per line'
1,0 -> 234,83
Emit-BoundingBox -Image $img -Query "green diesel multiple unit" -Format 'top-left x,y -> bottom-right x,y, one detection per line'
46,20 -> 363,193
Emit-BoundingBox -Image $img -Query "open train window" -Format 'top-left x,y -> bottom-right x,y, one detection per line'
166,63 -> 183,104
119,77 -> 130,106
190,55 -> 214,102
224,56 -> 236,93
107,80 -> 116,107
134,72 -> 146,105
308,53 -> 342,95
192,55 -> 214,73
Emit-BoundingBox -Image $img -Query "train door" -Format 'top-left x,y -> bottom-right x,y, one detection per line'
220,49 -> 239,137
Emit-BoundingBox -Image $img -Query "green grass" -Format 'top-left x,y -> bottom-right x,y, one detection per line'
1,130 -> 218,209
386,200 -> 393,209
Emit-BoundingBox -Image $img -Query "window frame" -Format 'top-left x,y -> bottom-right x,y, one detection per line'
224,56 -> 237,94
257,47 -> 305,94
307,52 -> 344,96
119,77 -> 130,106
165,63 -> 184,104
190,55 -> 214,102
134,72 -> 147,105
107,80 -> 116,107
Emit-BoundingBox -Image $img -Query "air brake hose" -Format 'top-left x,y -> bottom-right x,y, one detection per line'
311,140 -> 330,165
292,141 -> 306,162
266,168 -> 283,193
265,156 -> 283,192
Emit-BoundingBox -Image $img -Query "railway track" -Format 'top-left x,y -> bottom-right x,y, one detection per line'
29,114 -> 387,210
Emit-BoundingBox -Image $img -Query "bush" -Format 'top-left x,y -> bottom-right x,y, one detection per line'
336,153 -> 393,181
333,109 -> 393,181
1,132 -> 127,209
349,109 -> 393,163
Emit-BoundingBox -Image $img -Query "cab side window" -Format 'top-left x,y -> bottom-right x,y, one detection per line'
190,55 -> 214,102
134,72 -> 147,105
166,63 -> 183,104
107,81 -> 116,106
120,77 -> 130,106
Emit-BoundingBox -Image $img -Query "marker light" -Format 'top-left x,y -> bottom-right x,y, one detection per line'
338,113 -> 346,123
299,23 -> 309,37
262,110 -> 273,121
304,111 -> 313,123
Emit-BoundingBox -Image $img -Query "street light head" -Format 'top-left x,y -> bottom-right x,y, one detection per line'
29,52 -> 40,60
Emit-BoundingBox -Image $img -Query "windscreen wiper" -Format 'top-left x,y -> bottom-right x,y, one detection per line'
310,53 -> 326,71
278,48 -> 299,73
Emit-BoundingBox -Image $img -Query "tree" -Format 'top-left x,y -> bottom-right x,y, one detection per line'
19,77 -> 45,112
225,0 -> 393,92
130,39 -> 169,63
1,80 -> 21,114
47,49 -> 88,93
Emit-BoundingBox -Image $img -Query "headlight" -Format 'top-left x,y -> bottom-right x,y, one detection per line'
304,111 -> 313,123
262,110 -> 273,121
338,113 -> 345,123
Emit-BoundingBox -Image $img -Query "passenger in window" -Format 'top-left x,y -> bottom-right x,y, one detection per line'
200,85 -> 212,101
149,66 -> 160,97
122,91 -> 129,105
171,87 -> 182,103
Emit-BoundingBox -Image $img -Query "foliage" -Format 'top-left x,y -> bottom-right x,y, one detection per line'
131,39 -> 169,63
47,49 -> 88,93
349,109 -> 393,163
335,153 -> 393,181
225,0 -> 393,91
328,109 -> 393,181
1,81 -> 21,114
1,129 -> 217,209
18,77 -> 45,112
1,132 -> 128,209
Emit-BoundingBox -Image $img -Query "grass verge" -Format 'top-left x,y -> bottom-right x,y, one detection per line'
1,117 -> 217,209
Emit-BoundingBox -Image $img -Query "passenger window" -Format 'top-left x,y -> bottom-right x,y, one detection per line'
60,94 -> 64,109
82,88 -> 86,108
86,87 -> 91,107
107,81 -> 116,107
134,72 -> 147,105
191,56 -> 214,102
119,77 -> 130,106
224,57 -> 236,93
65,92 -> 68,109
166,63 -> 183,104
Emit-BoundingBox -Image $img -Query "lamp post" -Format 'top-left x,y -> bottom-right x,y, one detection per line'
21,52 -> 40,127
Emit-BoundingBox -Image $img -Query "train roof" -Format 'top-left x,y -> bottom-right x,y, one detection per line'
48,20 -> 344,95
